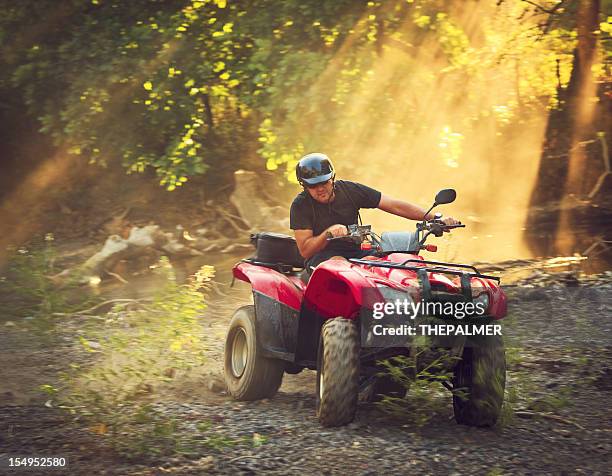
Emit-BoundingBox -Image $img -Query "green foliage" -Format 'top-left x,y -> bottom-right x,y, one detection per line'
67,257 -> 211,398
253,0 -> 603,178
377,340 -> 580,429
0,0 -> 370,187
499,345 -> 576,427
0,234 -> 95,332
0,0 -> 607,185
375,346 -> 462,427
43,258 -> 236,458
530,385 -> 573,413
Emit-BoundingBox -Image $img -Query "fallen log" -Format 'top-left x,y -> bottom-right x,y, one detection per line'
52,225 -> 204,285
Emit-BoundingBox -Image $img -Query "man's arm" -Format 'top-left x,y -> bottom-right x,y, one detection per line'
378,194 -> 459,224
294,224 -> 347,260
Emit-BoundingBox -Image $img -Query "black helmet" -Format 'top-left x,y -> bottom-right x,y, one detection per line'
296,153 -> 335,186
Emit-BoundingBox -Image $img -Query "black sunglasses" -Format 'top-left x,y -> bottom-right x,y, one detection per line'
304,179 -> 331,189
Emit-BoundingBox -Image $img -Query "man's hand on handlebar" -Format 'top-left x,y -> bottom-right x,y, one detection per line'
421,215 -> 463,237
440,216 -> 460,227
325,224 -> 348,239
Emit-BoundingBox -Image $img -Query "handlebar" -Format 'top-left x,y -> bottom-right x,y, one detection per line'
326,224 -> 370,242
325,220 -> 465,250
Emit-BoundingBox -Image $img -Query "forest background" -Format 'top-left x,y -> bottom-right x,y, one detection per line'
0,0 -> 610,266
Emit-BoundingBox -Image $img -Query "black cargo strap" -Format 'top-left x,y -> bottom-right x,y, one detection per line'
460,273 -> 472,301
337,181 -> 363,226
417,268 -> 432,301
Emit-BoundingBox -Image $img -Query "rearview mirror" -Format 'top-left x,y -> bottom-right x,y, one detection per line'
434,189 -> 456,205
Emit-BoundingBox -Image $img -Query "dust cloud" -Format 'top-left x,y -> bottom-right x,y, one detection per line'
294,1 -> 554,263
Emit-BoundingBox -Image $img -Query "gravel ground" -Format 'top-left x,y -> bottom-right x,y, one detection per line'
1,271 -> 611,475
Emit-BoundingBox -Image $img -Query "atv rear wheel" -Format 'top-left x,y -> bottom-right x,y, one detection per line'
316,318 -> 360,427
224,305 -> 284,401
453,335 -> 506,427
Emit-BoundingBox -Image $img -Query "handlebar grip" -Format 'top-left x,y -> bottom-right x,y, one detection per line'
327,235 -> 351,241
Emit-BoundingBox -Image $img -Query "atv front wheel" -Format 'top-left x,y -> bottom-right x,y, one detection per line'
453,335 -> 506,427
224,305 -> 284,400
316,318 -> 360,427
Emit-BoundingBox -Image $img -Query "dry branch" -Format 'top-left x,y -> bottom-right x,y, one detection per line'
216,208 -> 251,234
77,298 -> 150,315
515,410 -> 586,430
582,240 -> 612,258
104,269 -> 129,284
587,134 -> 610,199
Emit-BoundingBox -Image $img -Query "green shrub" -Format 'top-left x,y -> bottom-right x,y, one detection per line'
376,346 -> 461,427
46,258 -> 235,458
0,234 -> 95,332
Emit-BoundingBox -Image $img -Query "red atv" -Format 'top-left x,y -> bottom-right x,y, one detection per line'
224,189 -> 507,427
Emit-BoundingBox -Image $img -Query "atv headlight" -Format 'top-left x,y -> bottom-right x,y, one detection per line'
473,292 -> 490,314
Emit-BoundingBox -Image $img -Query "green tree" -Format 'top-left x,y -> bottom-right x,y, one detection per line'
0,0 -> 608,191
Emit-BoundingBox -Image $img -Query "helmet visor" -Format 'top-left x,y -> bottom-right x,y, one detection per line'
301,172 -> 334,186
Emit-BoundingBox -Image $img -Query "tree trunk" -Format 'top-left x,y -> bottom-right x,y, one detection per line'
525,0 -> 605,258
563,0 -> 600,197
203,93 -> 214,130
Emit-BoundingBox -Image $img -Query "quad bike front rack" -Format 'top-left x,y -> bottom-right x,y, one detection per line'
348,258 -> 500,302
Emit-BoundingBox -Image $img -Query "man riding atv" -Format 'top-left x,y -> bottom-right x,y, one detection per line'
226,158 -> 507,428
291,152 -> 460,269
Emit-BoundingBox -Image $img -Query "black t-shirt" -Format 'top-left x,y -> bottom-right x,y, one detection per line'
290,180 -> 381,253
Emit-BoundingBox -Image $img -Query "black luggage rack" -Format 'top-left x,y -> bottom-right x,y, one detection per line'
241,258 -> 301,274
348,258 -> 501,302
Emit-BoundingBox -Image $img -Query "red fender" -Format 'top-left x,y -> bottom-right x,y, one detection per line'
303,259 -> 375,320
233,262 -> 303,311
